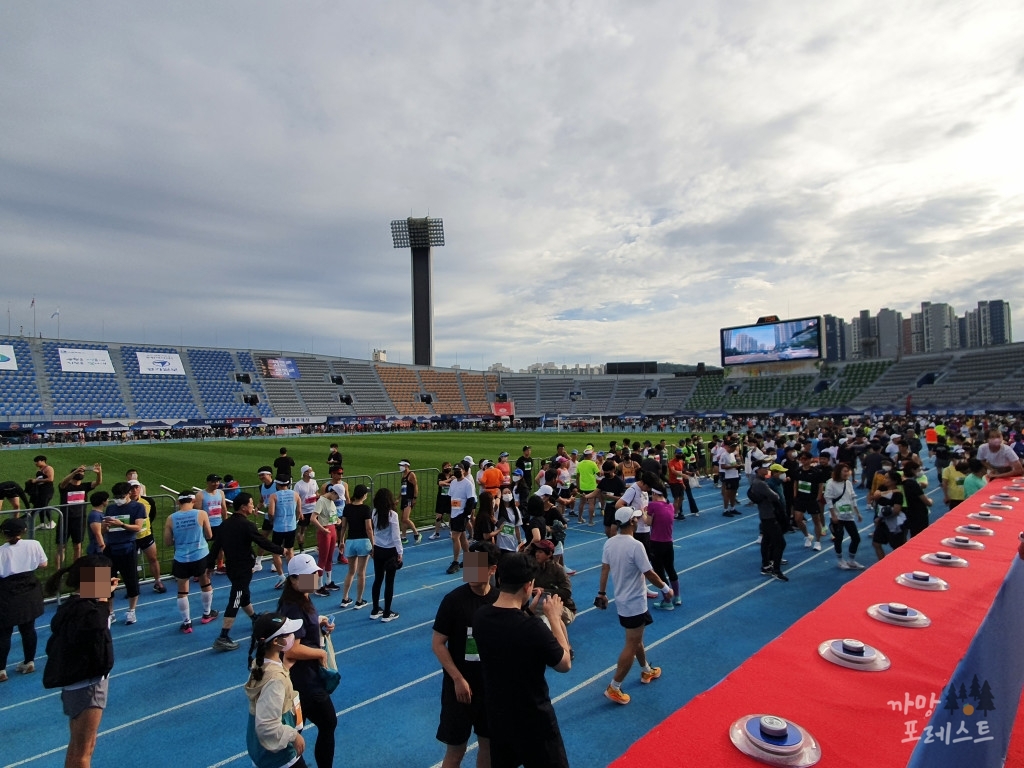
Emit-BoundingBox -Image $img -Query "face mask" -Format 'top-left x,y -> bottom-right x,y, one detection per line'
278,635 -> 295,653
307,471 -> 315,479
112,498 -> 127,506
501,493 -> 513,503
72,473 -> 85,481
454,471 -> 463,479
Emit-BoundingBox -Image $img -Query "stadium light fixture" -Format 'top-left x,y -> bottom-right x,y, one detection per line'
391,217 -> 444,249
391,217 -> 445,368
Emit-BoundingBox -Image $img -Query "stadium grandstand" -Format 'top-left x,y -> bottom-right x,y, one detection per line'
2,335 -> 1024,435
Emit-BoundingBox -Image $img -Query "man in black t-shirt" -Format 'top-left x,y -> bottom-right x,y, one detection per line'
597,461 -> 626,537
272,447 -> 295,481
56,463 -> 102,570
431,543 -> 499,767
473,553 -> 570,768
790,452 -> 825,550
326,444 -> 343,472
515,446 -> 534,488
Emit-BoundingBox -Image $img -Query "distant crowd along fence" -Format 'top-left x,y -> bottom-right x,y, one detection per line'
0,470 -> 443,596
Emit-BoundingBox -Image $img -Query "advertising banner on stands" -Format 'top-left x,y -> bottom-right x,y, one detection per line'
0,345 -> 18,371
58,347 -> 115,373
135,351 -> 185,375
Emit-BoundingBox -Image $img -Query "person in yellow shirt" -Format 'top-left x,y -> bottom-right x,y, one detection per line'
130,481 -> 167,593
941,461 -> 966,509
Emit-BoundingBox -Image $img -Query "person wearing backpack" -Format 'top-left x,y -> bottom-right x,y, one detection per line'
42,555 -> 116,768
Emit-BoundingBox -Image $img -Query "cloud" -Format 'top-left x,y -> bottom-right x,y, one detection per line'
2,1 -> 1022,367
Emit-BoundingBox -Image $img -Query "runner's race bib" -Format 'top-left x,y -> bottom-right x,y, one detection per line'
835,502 -> 854,520
797,480 -> 812,495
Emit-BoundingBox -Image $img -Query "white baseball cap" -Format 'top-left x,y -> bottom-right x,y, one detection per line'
614,507 -> 643,526
287,553 -> 323,576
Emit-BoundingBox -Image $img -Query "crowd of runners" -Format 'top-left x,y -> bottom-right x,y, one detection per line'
2,417 -> 1023,767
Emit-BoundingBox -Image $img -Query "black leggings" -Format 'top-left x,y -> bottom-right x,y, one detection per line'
296,684 -> 336,768
371,546 -> 398,614
0,622 -> 37,667
649,540 -> 677,583
832,519 -> 860,556
106,548 -> 140,598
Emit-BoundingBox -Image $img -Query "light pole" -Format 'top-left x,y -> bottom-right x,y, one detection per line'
390,217 -> 445,367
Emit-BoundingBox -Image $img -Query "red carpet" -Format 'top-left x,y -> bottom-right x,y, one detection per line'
613,483 -> 1024,767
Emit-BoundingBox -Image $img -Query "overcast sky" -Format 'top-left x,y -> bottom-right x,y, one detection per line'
2,1 -> 1022,371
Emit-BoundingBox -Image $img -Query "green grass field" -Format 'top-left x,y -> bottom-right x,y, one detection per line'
2,430 -> 709,579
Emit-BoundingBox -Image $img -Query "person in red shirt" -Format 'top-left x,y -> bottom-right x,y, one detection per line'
666,449 -> 699,520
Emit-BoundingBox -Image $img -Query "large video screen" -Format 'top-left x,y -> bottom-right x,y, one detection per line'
720,316 -> 821,366
258,357 -> 301,379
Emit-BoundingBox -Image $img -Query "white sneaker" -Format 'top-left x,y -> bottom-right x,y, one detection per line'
847,559 -> 865,570
125,610 -> 137,625
837,559 -> 851,570
812,541 -> 822,551
803,536 -> 813,548
428,532 -> 440,540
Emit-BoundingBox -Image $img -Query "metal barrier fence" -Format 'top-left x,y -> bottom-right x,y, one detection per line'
372,468 -> 440,528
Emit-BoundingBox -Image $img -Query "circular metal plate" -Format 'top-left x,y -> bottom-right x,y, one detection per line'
818,639 -> 891,671
867,603 -> 931,628
729,714 -> 822,766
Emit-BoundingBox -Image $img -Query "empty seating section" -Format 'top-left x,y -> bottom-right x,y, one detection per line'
685,374 -> 726,411
849,354 -> 954,408
911,346 -> 1024,407
5,336 -> 1024,422
187,349 -> 270,419
419,370 -> 466,415
607,379 -> 653,414
498,376 -> 540,416
721,377 -> 778,412
577,378 -> 616,413
291,357 -> 349,417
803,361 -> 891,409
537,377 -> 575,414
330,361 -> 395,416
649,377 -> 699,413
460,372 -> 497,414
121,346 -> 200,419
0,338 -> 45,418
43,341 -> 129,419
375,365 -> 431,416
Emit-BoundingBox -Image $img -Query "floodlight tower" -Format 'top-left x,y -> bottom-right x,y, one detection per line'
390,216 -> 445,367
